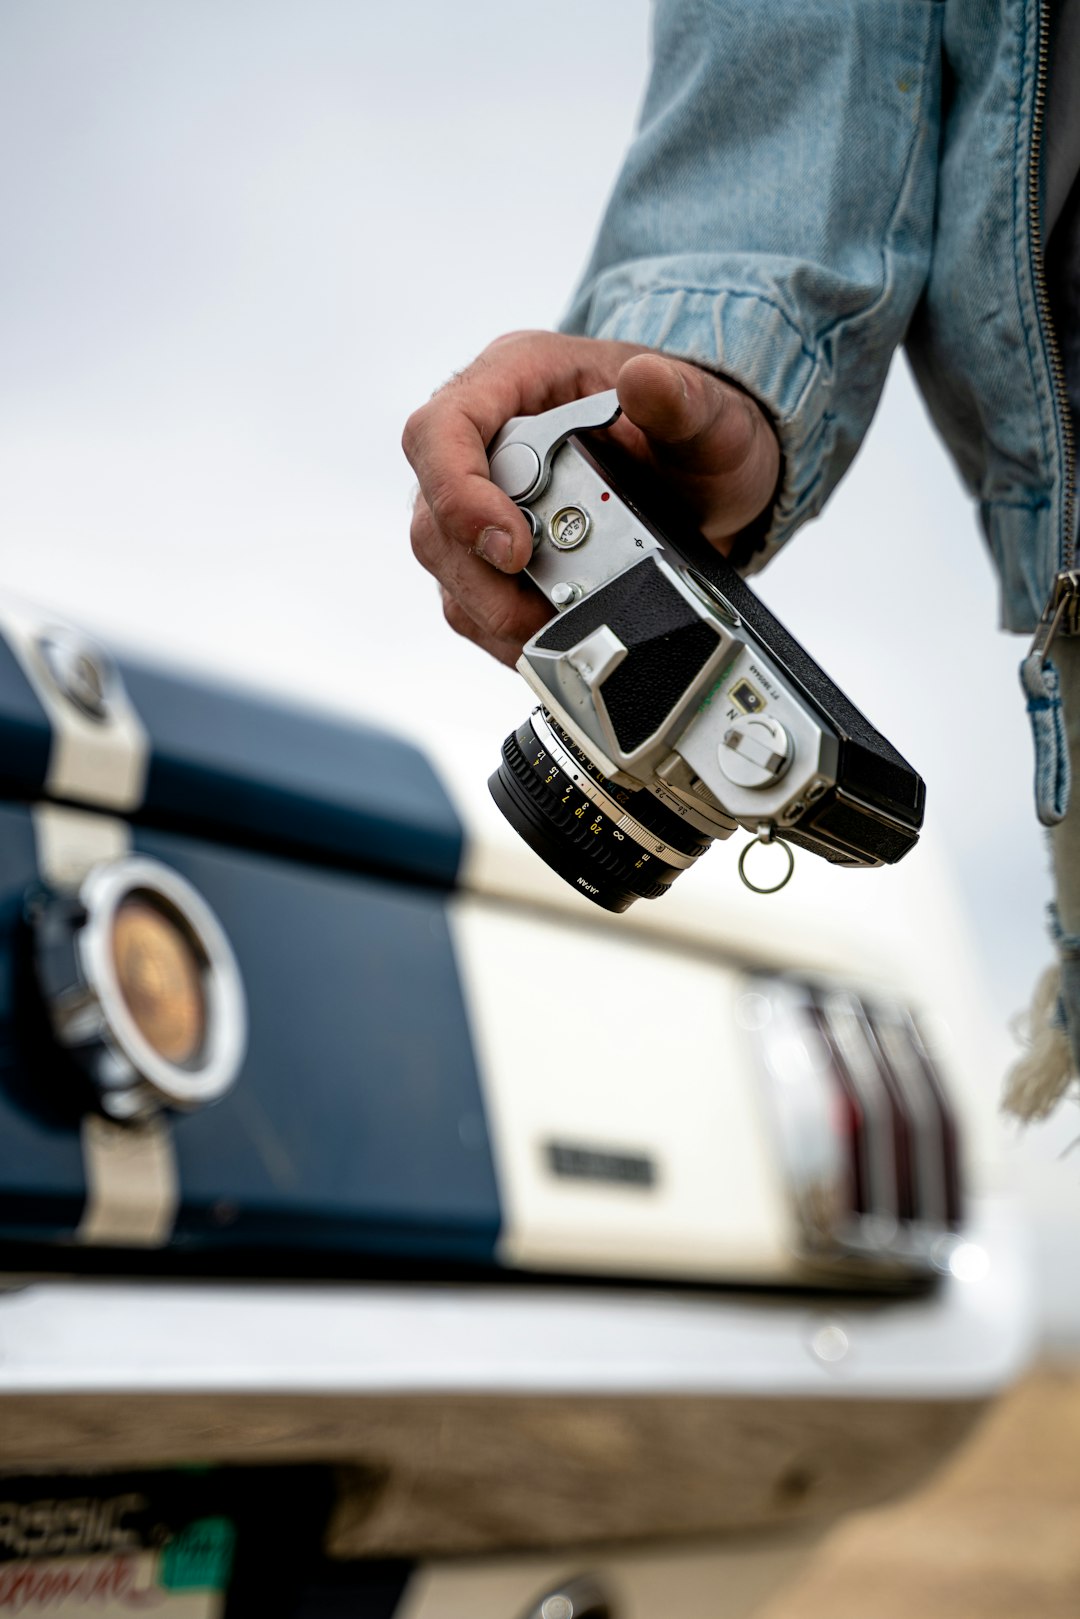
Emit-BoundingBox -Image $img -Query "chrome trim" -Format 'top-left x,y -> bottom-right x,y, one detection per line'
737,981 -> 849,1251
0,596 -> 149,812
36,854 -> 247,1118
868,1001 -> 950,1229
818,990 -> 901,1230
0,1199 -> 1031,1403
744,976 -> 965,1281
518,1576 -> 613,1619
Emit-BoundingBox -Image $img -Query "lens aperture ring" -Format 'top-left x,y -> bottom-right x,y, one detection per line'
533,712 -> 712,861
495,728 -> 674,903
531,712 -> 702,867
491,711 -> 717,912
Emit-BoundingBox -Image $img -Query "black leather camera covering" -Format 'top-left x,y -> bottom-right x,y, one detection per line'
570,436 -> 925,837
535,557 -> 722,754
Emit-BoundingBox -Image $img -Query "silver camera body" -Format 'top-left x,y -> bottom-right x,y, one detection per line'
487,391 -> 923,911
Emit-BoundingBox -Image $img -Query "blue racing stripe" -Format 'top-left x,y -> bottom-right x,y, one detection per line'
0,634 -> 51,799
120,658 -> 464,888
135,823 -> 501,1264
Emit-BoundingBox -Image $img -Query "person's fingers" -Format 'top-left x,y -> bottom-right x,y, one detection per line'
404,331 -> 782,667
411,495 -> 551,650
439,589 -> 522,669
614,352 -> 780,541
403,361 -> 533,572
616,353 -> 756,471
402,330 -> 646,574
403,409 -> 531,573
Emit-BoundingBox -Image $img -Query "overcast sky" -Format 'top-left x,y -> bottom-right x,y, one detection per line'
0,0 -> 1055,1019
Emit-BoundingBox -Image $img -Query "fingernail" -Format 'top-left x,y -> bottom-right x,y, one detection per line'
477,527 -> 514,570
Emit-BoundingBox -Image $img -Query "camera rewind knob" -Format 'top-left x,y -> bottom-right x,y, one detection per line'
718,714 -> 792,789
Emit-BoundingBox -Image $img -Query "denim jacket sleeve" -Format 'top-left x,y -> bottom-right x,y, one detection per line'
562,0 -> 945,570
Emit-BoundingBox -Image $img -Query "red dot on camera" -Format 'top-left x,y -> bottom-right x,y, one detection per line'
601,492 -> 610,501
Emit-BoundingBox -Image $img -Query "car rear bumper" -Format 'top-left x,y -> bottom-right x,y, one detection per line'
0,1196 -> 1034,1556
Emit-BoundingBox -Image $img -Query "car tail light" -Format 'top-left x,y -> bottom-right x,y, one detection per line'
740,977 -> 964,1280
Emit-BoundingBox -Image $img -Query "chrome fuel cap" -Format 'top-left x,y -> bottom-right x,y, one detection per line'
35,855 -> 247,1119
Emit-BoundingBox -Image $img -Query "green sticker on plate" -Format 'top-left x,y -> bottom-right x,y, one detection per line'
160,1516 -> 236,1591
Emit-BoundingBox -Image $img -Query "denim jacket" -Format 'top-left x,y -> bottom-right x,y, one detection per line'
563,0 -> 1075,641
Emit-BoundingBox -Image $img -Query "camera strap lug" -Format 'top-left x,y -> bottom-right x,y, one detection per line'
738,821 -> 796,894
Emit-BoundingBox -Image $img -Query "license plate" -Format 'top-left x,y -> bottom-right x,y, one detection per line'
0,1548 -> 227,1615
0,1468 -> 333,1615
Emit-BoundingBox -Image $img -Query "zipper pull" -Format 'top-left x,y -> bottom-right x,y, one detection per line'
1029,570 -> 1080,665
1022,572 -> 1078,826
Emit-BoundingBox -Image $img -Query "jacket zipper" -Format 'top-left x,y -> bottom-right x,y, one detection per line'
1028,0 -> 1079,662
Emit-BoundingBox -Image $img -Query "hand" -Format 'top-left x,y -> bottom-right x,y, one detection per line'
403,330 -> 780,668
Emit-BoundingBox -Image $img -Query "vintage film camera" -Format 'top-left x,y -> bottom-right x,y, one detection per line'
487,391 -> 925,911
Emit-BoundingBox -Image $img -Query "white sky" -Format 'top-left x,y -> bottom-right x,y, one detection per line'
0,0 -> 1054,1019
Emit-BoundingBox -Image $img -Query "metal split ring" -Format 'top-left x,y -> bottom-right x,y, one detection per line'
737,825 -> 795,895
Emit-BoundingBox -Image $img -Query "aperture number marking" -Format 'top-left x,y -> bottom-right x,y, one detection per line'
529,713 -> 694,869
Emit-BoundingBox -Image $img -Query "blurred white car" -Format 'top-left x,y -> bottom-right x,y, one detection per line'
0,606 -> 1032,1617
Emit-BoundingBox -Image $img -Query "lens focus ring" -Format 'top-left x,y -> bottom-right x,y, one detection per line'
489,713 -> 713,913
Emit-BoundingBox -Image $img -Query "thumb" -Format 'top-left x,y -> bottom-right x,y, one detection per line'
614,352 -> 779,539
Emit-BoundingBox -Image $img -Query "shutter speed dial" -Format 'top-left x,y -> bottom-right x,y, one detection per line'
718,713 -> 793,790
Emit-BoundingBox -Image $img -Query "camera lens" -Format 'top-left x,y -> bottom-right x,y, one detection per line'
489,711 -> 715,912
